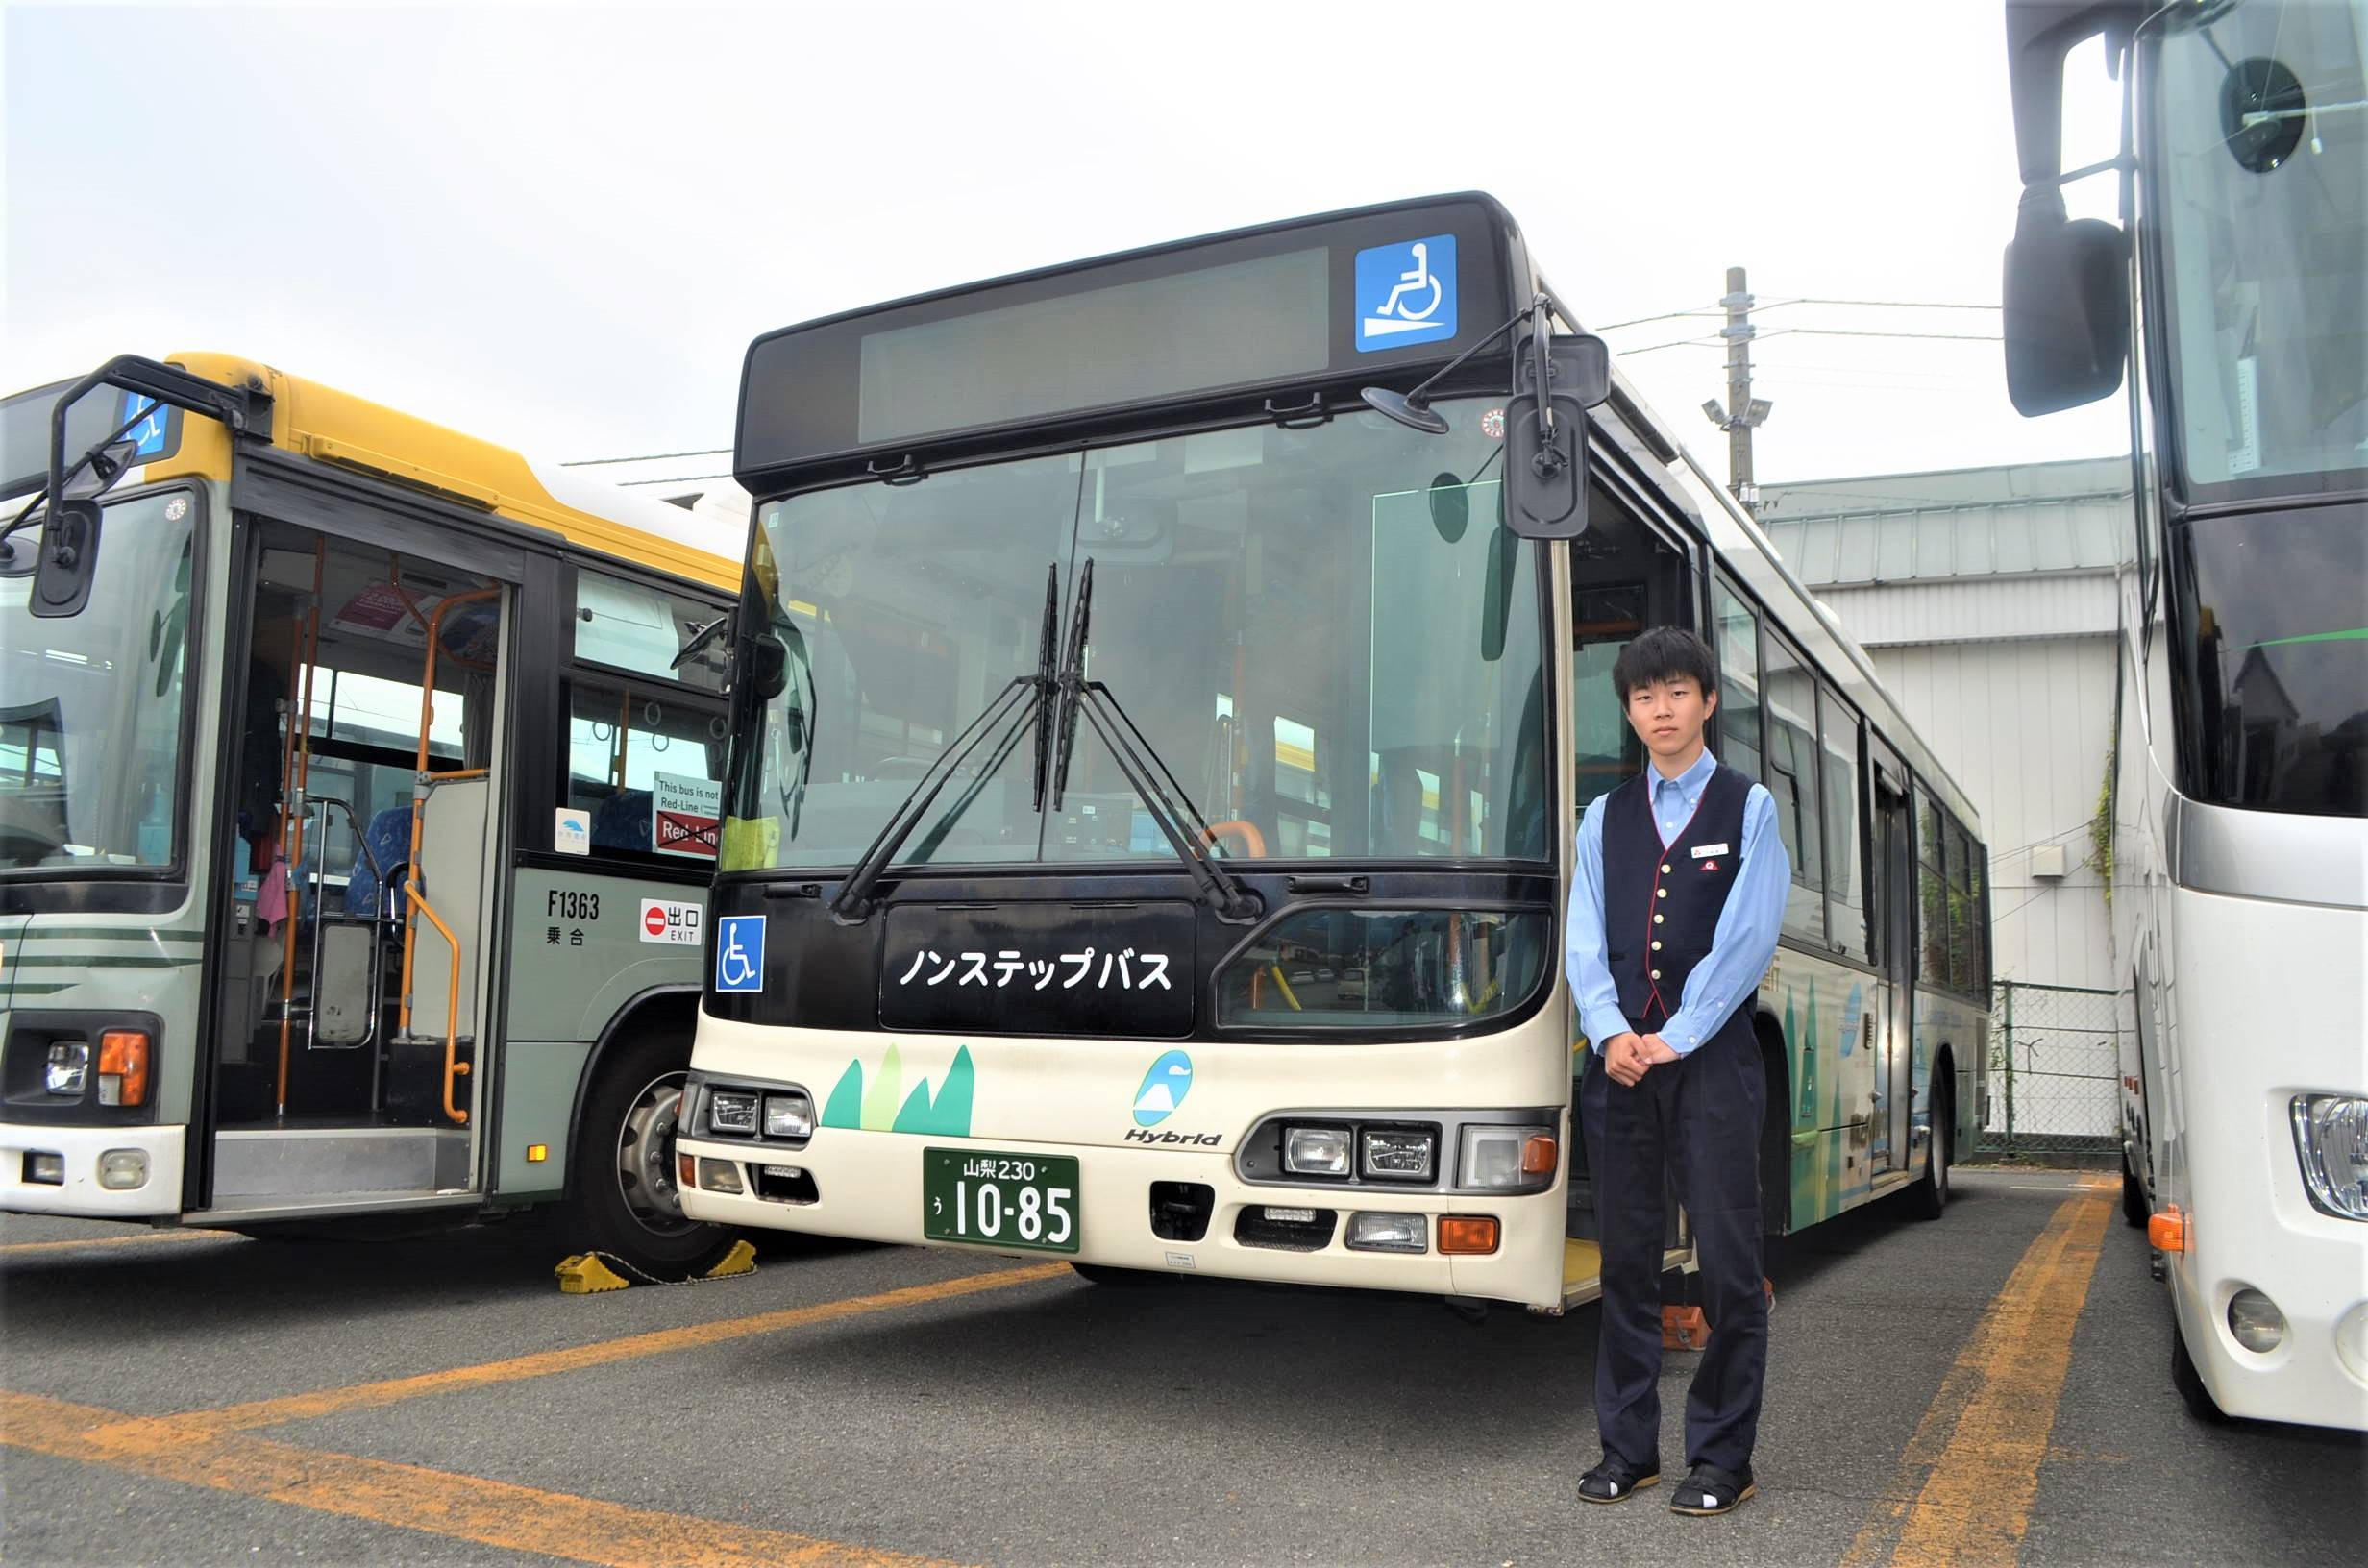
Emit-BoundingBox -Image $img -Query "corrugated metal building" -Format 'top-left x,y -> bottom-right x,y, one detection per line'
1760,457 -> 2134,995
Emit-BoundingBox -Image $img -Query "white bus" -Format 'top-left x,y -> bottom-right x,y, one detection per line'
678,195 -> 1990,1311
2004,1 -> 2366,1429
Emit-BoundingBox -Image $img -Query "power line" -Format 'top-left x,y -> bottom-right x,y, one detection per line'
559,447 -> 729,468
616,472 -> 734,487
1764,326 -> 2003,344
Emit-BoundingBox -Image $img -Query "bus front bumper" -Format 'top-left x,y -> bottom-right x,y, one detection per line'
0,1122 -> 185,1219
676,1127 -> 1566,1308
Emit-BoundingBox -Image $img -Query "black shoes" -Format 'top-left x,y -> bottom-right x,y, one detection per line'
1576,1452 -> 1662,1505
1668,1461 -> 1756,1515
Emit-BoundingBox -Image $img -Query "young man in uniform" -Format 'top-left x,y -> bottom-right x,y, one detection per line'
1566,625 -> 1788,1516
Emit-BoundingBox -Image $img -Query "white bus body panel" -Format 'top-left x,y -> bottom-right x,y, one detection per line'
0,1121 -> 185,1219
2153,875 -> 2368,1430
681,1006 -> 1572,1308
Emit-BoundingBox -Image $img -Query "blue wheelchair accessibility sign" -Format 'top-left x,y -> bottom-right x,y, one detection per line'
714,915 -> 765,992
1354,234 -> 1457,353
120,390 -> 167,457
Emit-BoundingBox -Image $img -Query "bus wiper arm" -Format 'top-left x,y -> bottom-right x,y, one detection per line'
830,565 -> 1062,923
1050,558 -> 1262,925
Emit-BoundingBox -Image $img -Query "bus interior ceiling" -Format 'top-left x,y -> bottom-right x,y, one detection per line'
209,519 -> 501,1203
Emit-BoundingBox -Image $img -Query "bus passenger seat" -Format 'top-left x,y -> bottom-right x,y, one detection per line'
345,806 -> 415,917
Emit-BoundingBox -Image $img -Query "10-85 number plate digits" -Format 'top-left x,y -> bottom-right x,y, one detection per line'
923,1149 -> 1079,1254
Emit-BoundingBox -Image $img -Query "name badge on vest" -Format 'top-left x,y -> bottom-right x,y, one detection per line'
1690,843 -> 1730,859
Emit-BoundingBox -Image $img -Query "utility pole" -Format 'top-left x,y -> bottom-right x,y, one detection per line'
1701,265 -> 1772,517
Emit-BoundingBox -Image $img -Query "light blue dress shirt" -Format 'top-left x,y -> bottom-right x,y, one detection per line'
1565,747 -> 1789,1056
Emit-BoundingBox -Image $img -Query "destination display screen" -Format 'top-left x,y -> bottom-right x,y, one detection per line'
737,196 -> 1518,483
856,247 -> 1330,446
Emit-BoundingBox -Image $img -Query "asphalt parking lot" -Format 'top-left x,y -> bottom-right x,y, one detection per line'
3,1167 -> 2361,1566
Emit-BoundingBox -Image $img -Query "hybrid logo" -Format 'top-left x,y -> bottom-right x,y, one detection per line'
1124,1127 -> 1221,1147
1132,1050 -> 1194,1127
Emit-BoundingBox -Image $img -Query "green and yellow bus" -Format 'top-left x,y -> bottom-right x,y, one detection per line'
2,353 -> 745,1273
678,195 -> 1992,1307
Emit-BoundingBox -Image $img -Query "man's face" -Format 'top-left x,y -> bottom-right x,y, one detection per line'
1624,672 -> 1718,765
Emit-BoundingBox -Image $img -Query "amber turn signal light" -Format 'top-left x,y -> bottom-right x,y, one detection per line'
95,1030 -> 149,1108
2148,1205 -> 2188,1254
1520,1134 -> 1559,1177
1438,1216 -> 1500,1255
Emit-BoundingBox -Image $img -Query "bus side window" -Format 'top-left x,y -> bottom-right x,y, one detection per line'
1946,819 -> 1980,995
1917,791 -> 1951,989
1762,629 -> 1826,941
1820,686 -> 1867,961
568,570 -> 731,865
1711,576 -> 1763,783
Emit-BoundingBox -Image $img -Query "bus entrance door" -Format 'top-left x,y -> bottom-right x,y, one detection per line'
201,519 -> 509,1217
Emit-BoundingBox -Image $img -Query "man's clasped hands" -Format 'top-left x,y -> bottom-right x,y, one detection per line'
1601,1032 -> 1683,1088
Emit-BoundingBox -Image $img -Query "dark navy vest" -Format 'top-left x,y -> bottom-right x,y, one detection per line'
1602,761 -> 1754,1040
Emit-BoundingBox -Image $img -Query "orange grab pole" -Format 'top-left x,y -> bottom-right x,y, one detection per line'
399,588 -> 498,1041
1201,820 -> 1267,859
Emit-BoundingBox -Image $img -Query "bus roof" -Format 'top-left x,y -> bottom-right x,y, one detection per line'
162,352 -> 742,593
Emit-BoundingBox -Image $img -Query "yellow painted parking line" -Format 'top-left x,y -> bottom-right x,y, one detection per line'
2,1390 -> 958,1568
0,1228 -> 238,1257
180,1261 -> 1072,1433
1843,1176 -> 2115,1568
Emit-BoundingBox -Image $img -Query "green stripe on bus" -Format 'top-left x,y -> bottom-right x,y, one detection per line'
2243,626 -> 2368,649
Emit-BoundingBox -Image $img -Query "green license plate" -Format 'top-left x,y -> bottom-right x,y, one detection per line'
923,1148 -> 1080,1254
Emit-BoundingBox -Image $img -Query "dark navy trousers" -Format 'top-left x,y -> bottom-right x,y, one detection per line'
1578,1014 -> 1768,1474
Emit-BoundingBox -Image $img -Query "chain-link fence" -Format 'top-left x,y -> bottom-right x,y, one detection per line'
1978,980 -> 2123,1159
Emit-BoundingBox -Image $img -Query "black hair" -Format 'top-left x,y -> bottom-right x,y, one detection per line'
1611,625 -> 1718,702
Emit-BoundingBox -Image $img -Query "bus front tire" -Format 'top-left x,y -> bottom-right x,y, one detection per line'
1906,1082 -> 1952,1221
559,1029 -> 738,1280
2169,1317 -> 2230,1425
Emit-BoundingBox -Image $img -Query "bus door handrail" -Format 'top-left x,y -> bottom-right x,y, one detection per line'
273,540 -> 325,1117
396,585 -> 499,1127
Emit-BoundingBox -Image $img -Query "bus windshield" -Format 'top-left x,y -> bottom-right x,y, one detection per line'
723,398 -> 1550,871
0,488 -> 197,871
2147,0 -> 2368,497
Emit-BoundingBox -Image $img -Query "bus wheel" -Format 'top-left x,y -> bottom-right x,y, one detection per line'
2169,1316 -> 2230,1425
2120,1150 -> 2150,1228
562,1031 -> 737,1279
1906,1082 -> 1951,1221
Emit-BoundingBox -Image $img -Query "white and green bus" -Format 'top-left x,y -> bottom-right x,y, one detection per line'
2,353 -> 747,1274
679,196 -> 1991,1307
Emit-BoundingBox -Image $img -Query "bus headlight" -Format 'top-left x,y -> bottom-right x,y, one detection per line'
44,1042 -> 88,1096
2228,1287 -> 2286,1354
1359,1128 -> 1435,1181
1282,1126 -> 1352,1177
2290,1095 -> 2368,1221
763,1092 -> 815,1139
707,1090 -> 760,1136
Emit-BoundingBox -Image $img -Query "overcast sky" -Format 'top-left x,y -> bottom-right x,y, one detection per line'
4,1 -> 2130,493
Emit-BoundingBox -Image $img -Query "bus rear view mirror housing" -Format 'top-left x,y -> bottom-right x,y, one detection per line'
742,631 -> 790,701
1503,331 -> 1610,541
28,497 -> 103,618
2003,191 -> 2128,416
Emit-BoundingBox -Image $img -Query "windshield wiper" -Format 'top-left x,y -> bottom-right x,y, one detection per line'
1050,558 -> 1264,924
830,566 -> 1061,923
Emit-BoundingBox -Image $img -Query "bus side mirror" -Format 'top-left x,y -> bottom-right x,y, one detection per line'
1504,332 -> 1611,540
2004,192 -> 2128,416
742,631 -> 789,701
29,497 -> 103,619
